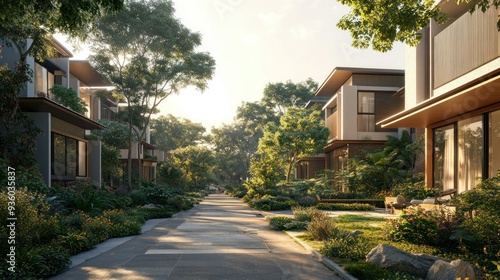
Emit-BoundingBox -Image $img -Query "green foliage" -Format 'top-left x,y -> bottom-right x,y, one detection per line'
248,197 -> 298,211
128,207 -> 173,220
157,161 -> 187,189
337,0 -> 500,52
257,106 -> 329,182
384,206 -> 459,246
50,179 -> 117,215
389,175 -> 435,199
0,160 -> 48,193
50,85 -> 88,114
151,114 -> 207,151
337,131 -> 424,195
103,209 -> 142,237
320,230 -> 371,261
267,216 -> 308,231
59,232 -> 90,255
343,262 -> 389,280
292,206 -> 321,222
268,216 -> 294,231
316,203 -> 375,211
171,146 -> 216,190
307,211 -> 336,241
455,176 -> 500,260
167,195 -> 194,211
129,184 -> 185,206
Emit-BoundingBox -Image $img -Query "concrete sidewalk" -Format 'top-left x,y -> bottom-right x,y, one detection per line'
50,194 -> 343,280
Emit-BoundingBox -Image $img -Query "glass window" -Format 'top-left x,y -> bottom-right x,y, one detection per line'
358,92 -> 374,113
358,92 -> 375,132
490,110 -> 500,177
434,125 -> 455,190
78,141 -> 87,177
52,134 -> 66,176
51,133 -> 87,178
457,116 -> 483,193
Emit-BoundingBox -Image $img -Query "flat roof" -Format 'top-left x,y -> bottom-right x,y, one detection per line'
315,67 -> 404,97
70,60 -> 113,87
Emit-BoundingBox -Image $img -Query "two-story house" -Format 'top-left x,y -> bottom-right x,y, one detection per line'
1,37 -> 111,188
379,1 -> 500,194
296,67 -> 405,182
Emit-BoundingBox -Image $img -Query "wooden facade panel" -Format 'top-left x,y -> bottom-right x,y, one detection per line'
434,6 -> 499,87
375,91 -> 403,132
326,111 -> 338,140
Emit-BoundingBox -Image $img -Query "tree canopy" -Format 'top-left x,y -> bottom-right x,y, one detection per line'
337,0 -> 499,52
88,0 -> 215,190
151,114 -> 206,152
256,107 -> 329,182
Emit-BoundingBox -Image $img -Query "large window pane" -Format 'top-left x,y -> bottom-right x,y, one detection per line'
66,138 -> 77,176
357,115 -> 375,132
434,125 -> 455,190
52,133 -> 66,176
78,141 -> 87,177
358,92 -> 374,113
490,110 -> 500,177
458,116 -> 483,193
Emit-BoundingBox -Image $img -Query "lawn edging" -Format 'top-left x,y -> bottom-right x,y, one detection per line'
285,231 -> 358,280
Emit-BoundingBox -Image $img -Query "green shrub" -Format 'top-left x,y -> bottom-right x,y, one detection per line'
58,232 -> 90,255
316,203 -> 374,211
268,216 -> 294,231
320,229 -> 372,261
4,245 -> 71,280
102,209 -> 142,237
167,195 -> 193,211
0,188 -> 61,254
297,196 -> 317,207
50,179 -> 116,215
50,84 -> 88,114
292,206 -> 320,222
82,215 -> 112,246
455,175 -> 500,261
250,198 -> 298,211
384,206 -> 459,246
343,262 -> 388,280
307,211 -> 335,241
0,160 -> 49,193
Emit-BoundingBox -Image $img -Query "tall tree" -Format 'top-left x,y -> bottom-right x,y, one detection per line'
89,0 -> 215,191
151,114 -> 206,153
0,0 -> 123,167
256,107 -> 329,182
337,0 -> 499,52
172,145 -> 215,190
210,122 -> 257,185
262,78 -> 318,116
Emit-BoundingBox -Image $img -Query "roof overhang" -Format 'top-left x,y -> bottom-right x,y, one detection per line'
19,97 -> 105,130
142,141 -> 156,150
315,67 -> 404,97
50,37 -> 73,58
70,60 -> 112,87
378,74 -> 500,128
324,140 -> 386,152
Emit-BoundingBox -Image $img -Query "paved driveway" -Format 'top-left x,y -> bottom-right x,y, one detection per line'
50,194 -> 342,280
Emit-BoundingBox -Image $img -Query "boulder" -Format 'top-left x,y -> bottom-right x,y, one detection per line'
426,260 -> 476,280
366,244 -> 447,278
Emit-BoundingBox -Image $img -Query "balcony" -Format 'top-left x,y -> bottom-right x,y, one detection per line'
326,111 -> 338,140
433,6 -> 500,88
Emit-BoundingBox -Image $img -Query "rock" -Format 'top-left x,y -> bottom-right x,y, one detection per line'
366,244 -> 447,278
426,259 -> 476,280
348,230 -> 363,237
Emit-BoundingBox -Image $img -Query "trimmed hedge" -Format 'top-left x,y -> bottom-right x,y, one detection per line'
316,203 -> 374,211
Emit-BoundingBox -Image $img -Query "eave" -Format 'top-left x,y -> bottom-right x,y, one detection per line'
19,97 -> 105,130
378,74 -> 500,128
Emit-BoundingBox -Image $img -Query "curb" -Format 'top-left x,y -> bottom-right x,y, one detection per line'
285,231 -> 358,280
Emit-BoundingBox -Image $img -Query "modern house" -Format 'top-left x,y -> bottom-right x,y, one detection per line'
296,67 -> 405,182
378,1 -> 500,194
1,37 -> 111,188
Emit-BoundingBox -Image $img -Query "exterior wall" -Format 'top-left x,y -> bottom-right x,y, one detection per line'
296,157 -> 325,180
27,112 -> 52,188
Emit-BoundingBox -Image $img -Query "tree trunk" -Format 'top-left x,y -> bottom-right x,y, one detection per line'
127,122 -> 133,193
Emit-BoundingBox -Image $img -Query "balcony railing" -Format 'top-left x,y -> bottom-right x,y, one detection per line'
433,6 -> 499,88
326,111 -> 338,140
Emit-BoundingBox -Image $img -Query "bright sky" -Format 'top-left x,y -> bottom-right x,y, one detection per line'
61,0 -> 406,129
